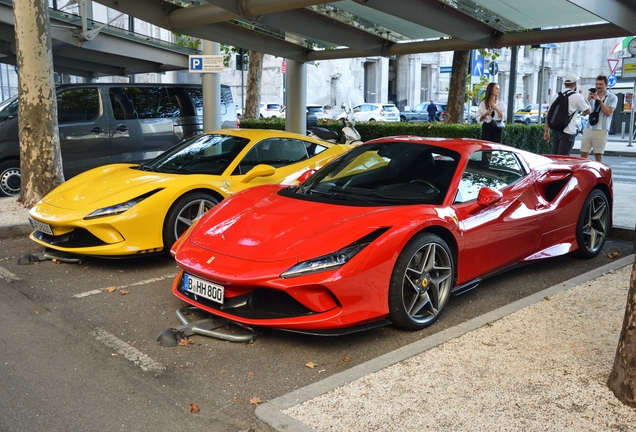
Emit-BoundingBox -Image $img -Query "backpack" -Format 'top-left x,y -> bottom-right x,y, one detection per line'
547,90 -> 575,132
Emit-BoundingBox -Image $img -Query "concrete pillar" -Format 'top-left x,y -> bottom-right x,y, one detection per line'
202,40 -> 221,132
285,59 -> 307,135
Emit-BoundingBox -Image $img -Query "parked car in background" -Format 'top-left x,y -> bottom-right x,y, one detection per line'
464,105 -> 478,123
513,104 -> 548,125
339,103 -> 400,122
400,102 -> 446,122
28,129 -> 351,257
307,104 -> 330,120
280,104 -> 330,120
0,83 -> 237,197
260,102 -> 282,118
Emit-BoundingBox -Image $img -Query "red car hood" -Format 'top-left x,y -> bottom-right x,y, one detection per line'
188,187 -> 398,262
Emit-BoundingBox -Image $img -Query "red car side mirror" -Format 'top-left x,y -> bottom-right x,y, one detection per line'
297,170 -> 315,183
477,187 -> 503,206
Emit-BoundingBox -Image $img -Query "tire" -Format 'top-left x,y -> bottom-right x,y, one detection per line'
574,189 -> 610,258
400,116 -> 407,122
0,159 -> 20,197
388,232 -> 454,330
162,192 -> 219,253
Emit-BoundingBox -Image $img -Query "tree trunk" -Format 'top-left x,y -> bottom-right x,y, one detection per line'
13,0 -> 64,208
608,258 -> 636,407
244,51 -> 263,119
445,50 -> 470,124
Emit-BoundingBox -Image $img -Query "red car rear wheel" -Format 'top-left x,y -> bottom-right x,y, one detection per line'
574,189 -> 610,258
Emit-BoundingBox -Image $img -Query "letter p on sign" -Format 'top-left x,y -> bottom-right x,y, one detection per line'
189,56 -> 203,72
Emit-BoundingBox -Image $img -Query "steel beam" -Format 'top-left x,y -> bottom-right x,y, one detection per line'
307,23 -> 631,61
568,0 -> 636,35
353,0 -> 500,47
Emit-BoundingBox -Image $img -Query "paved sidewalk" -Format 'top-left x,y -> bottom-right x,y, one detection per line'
260,256 -> 636,431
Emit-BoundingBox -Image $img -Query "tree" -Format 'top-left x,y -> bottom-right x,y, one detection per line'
445,50 -> 470,124
218,46 -> 263,119
13,0 -> 64,208
243,51 -> 263,119
607,258 -> 636,407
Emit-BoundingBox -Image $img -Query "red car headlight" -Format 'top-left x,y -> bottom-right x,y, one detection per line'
280,228 -> 389,278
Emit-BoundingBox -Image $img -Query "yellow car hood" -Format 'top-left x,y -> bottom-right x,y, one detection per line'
42,164 -> 175,211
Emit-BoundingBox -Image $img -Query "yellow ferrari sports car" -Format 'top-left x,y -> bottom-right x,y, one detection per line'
28,129 -> 351,257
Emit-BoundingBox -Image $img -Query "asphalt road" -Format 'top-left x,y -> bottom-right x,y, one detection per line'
0,232 -> 633,431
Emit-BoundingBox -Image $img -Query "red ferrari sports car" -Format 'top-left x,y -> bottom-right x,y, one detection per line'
170,137 -> 612,334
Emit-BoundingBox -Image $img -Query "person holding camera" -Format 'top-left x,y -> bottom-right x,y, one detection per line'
543,74 -> 590,155
581,74 -> 617,163
476,82 -> 507,143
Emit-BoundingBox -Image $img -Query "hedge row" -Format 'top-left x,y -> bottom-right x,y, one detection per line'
239,118 -> 552,155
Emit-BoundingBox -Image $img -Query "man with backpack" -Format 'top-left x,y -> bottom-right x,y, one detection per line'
580,74 -> 617,163
543,74 -> 590,155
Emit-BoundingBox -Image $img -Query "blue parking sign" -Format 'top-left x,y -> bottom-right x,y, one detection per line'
472,51 -> 484,77
190,56 -> 203,71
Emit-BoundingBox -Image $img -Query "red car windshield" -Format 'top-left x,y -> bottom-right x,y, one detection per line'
289,142 -> 460,206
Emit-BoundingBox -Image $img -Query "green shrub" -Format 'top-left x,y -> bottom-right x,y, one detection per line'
239,118 -> 551,155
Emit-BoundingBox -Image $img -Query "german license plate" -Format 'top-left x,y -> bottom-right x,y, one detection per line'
28,217 -> 54,235
183,273 -> 224,304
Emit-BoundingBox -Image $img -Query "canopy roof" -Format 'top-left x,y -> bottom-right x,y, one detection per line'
1,0 -> 635,78
99,0 -> 636,63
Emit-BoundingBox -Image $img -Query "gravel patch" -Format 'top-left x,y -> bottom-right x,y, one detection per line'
0,196 -> 30,226
285,264 -> 636,431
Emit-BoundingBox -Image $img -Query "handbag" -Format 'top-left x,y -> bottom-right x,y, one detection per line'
493,119 -> 505,129
588,111 -> 599,126
588,97 -> 604,126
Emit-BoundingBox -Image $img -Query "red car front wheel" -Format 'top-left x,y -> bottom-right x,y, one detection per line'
388,233 -> 454,330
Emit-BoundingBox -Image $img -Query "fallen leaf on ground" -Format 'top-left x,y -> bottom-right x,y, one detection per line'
248,371 -> 255,376
119,289 -> 130,295
305,361 -> 318,368
189,404 -> 199,413
342,357 -> 350,362
104,287 -> 117,293
250,397 -> 262,405
178,337 -> 194,346
608,252 -> 621,259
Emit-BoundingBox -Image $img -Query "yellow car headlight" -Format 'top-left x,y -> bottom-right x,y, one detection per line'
84,190 -> 161,220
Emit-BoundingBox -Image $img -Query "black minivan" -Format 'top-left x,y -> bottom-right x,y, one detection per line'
0,83 -> 236,196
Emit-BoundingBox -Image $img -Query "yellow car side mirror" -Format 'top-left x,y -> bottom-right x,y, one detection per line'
241,164 -> 276,183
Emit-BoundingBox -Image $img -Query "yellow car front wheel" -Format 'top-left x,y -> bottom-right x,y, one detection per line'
163,192 -> 219,254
